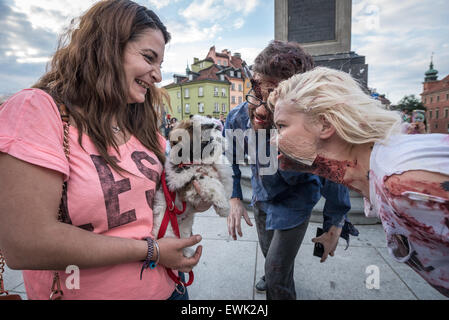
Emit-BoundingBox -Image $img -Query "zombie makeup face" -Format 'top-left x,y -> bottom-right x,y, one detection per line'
273,100 -> 362,192
273,100 -> 319,166
247,74 -> 278,130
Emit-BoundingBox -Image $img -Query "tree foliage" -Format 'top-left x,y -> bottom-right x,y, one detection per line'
391,94 -> 426,112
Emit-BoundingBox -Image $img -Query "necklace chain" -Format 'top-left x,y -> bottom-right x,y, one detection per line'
112,125 -> 121,134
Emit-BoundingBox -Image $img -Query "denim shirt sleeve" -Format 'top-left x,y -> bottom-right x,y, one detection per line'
224,104 -> 246,200
320,178 -> 351,230
231,164 -> 243,199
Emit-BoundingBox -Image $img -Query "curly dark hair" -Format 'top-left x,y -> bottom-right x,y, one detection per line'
253,40 -> 314,80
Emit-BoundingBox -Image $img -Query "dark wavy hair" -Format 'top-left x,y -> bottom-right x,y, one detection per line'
253,40 -> 314,80
33,0 -> 171,172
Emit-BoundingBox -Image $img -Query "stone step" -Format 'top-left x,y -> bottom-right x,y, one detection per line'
238,165 -> 380,225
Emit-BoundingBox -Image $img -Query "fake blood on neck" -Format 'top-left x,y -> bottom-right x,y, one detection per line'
279,154 -> 359,190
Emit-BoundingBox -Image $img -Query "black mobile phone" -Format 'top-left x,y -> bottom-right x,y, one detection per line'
313,227 -> 324,258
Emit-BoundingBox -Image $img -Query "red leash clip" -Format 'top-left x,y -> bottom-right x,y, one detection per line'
157,171 -> 194,292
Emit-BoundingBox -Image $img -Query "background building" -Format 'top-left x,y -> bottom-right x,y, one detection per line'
421,59 -> 449,133
164,46 -> 249,119
164,64 -> 230,120
205,46 -> 246,110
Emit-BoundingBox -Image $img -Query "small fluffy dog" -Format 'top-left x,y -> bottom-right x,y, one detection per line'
153,115 -> 233,257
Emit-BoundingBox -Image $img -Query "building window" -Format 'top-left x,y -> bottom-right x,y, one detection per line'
436,108 -> 439,119
221,88 -> 226,97
437,95 -> 440,102
445,108 -> 448,118
188,74 -> 193,81
177,91 -> 181,99
435,123 -> 438,129
185,88 -> 189,98
224,60 -> 228,66
246,81 -> 250,88
214,103 -> 219,113
237,72 -> 241,78
231,83 -> 235,91
220,74 -> 225,81
238,96 -> 243,104
447,123 -> 449,133
185,104 -> 190,113
198,87 -> 204,97
238,84 -> 243,92
446,93 -> 449,101
430,97 -> 433,103
214,87 -> 219,97
230,70 -> 234,77
231,96 -> 236,104
198,102 -> 204,113
217,60 -> 221,66
429,110 -> 432,119
222,103 -> 226,113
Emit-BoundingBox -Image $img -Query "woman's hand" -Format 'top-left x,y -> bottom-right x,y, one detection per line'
312,225 -> 342,263
227,198 -> 253,240
156,235 -> 203,272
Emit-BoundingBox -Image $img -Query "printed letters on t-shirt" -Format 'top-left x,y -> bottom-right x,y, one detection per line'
63,151 -> 160,231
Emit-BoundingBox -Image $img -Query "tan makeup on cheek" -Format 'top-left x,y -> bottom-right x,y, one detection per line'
278,130 -> 317,166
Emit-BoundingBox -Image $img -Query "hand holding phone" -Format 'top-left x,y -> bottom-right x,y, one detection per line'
313,227 -> 324,258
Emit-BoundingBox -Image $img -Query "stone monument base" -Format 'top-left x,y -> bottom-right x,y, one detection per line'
312,51 -> 368,89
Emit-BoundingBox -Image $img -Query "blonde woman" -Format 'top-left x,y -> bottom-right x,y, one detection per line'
268,67 -> 449,297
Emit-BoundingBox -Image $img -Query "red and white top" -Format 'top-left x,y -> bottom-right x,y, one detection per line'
366,133 -> 449,297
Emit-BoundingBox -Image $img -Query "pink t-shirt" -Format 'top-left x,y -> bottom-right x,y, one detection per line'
0,89 -> 175,299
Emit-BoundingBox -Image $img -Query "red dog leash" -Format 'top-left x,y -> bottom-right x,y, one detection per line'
157,170 -> 194,292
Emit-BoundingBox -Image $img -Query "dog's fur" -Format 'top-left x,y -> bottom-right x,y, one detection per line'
153,115 -> 233,257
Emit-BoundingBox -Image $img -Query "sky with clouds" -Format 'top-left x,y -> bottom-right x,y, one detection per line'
0,0 -> 448,104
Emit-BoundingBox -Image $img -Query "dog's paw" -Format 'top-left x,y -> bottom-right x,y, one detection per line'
214,205 -> 230,217
183,247 -> 196,258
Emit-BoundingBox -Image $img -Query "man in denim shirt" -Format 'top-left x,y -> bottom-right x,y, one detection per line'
224,41 -> 355,300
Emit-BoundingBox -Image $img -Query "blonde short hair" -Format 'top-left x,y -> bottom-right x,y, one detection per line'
268,67 -> 402,145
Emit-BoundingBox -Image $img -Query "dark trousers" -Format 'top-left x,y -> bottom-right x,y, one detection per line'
167,272 -> 189,300
254,205 -> 310,300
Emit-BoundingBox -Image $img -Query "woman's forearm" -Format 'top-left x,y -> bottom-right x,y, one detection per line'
5,221 -> 147,270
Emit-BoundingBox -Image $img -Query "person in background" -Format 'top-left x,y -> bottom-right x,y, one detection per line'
224,40 -> 355,300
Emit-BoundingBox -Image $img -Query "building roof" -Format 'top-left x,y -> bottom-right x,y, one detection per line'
422,74 -> 449,95
164,64 -> 230,88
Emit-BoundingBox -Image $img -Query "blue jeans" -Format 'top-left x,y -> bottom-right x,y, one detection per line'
167,272 -> 189,300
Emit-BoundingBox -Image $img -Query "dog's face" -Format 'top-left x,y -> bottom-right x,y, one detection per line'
168,115 -> 224,166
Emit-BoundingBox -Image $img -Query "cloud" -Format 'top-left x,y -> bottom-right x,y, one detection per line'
223,0 -> 258,15
233,18 -> 245,30
180,0 -> 259,24
180,0 -> 221,22
167,20 -> 222,45
351,0 -> 449,103
0,2 -> 57,77
148,0 -> 181,10
10,0 -> 97,33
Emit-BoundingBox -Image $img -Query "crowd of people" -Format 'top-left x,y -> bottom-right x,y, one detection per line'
0,0 -> 447,300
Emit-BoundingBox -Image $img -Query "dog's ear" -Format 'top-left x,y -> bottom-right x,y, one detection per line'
201,123 -> 220,132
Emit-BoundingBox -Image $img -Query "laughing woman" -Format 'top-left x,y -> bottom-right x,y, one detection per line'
268,67 -> 449,297
0,0 -> 209,300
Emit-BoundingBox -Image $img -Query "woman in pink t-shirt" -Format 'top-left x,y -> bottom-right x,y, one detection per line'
0,0 -> 209,300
